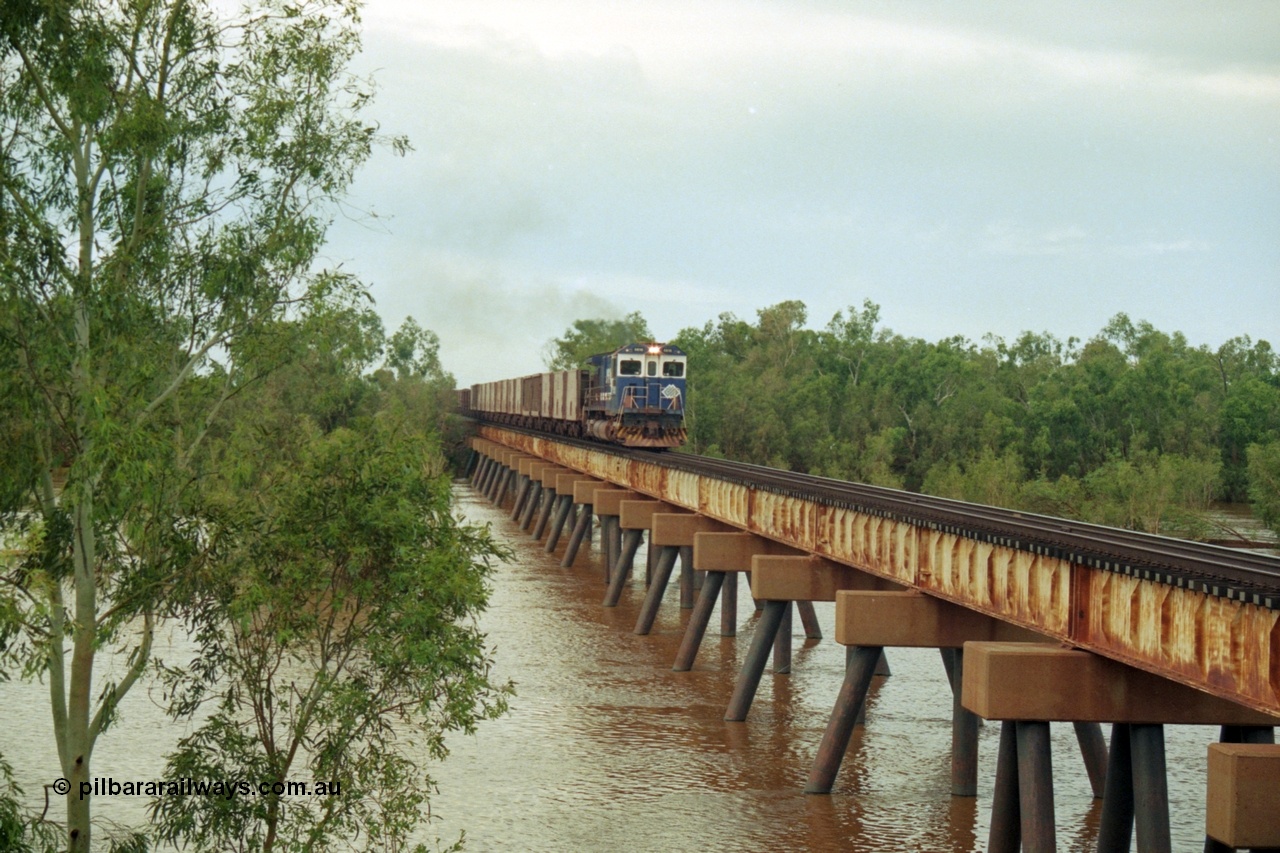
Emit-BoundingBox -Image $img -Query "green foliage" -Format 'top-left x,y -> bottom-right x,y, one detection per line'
543,311 -> 653,370
0,1 -> 409,849
386,316 -> 449,383
673,302 -> 1277,542
1248,440 -> 1280,536
0,755 -> 61,852
152,400 -> 510,852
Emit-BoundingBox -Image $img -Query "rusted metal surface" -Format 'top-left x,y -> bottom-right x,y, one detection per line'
1074,571 -> 1280,715
472,429 -> 1280,716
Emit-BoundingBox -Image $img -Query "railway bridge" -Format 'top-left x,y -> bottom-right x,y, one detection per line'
466,425 -> 1280,853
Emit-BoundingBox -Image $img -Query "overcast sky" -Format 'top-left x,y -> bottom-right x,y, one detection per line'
319,1 -> 1280,386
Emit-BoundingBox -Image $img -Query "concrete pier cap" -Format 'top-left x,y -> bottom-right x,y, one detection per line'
693,532 -> 801,573
750,555 -> 906,602
650,514 -> 732,548
620,499 -> 686,530
591,488 -> 642,517
834,590 -> 1046,648
961,642 -> 1280,726
538,465 -> 575,487
1206,742 -> 1280,849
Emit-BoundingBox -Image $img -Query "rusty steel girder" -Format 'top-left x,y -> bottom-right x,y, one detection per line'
475,427 -> 1280,717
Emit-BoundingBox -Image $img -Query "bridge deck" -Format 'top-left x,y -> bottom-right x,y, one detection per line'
478,426 -> 1280,717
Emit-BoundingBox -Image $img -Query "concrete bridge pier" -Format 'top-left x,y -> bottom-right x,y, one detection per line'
508,463 -> 528,518
472,451 -> 493,492
560,480 -> 604,567
529,467 -> 573,539
604,500 -> 684,606
483,450 -> 508,502
545,474 -> 596,552
805,591 -> 1061,798
672,533 -> 800,671
635,515 -> 731,635
962,642 -> 1280,853
486,450 -> 518,504
482,449 -> 508,499
479,448 -> 498,498
590,488 -> 638,584
517,461 -> 550,530
1205,739 -> 1280,852
726,555 -> 902,723
510,457 -> 543,521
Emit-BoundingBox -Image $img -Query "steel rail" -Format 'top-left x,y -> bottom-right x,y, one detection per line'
468,417 -> 1280,608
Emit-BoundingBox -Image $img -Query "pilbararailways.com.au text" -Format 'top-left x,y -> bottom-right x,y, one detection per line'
52,777 -> 342,801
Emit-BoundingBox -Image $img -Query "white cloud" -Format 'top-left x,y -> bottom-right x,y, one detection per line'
981,223 -> 1089,256
363,0 -> 1280,108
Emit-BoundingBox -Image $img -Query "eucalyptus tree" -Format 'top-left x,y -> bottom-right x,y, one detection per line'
0,0 -> 399,848
149,304 -> 511,852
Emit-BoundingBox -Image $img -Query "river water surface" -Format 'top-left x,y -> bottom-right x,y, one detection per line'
419,486 -> 1224,852
0,484 -> 1237,851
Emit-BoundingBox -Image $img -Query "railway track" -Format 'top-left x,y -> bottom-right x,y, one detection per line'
474,420 -> 1280,609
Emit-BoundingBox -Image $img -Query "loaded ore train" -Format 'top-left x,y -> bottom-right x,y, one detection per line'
464,343 -> 688,448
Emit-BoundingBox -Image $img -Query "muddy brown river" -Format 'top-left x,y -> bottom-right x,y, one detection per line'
0,484 -> 1234,850
420,486 -> 1222,852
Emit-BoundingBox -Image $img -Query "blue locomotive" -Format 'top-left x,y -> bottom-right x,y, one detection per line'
468,343 -> 688,449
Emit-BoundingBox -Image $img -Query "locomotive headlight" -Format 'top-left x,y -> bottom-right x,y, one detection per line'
647,344 -> 661,354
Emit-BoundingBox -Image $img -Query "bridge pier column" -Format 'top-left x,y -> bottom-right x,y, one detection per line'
807,591 -> 1048,795
633,515 -> 732,633
604,529 -> 644,606
773,601 -> 793,674
725,599 -> 789,720
634,546 -> 680,634
590,488 -> 640,584
726,556 -> 907,724
493,462 -> 514,505
721,572 -> 738,636
519,481 -> 542,530
545,494 -> 573,551
532,486 -> 560,538
949,649 -> 980,797
476,455 -> 494,494
509,474 -> 530,520
673,571 -> 725,672
472,453 -> 492,492
964,643 -> 1280,853
511,458 -> 543,520
604,500 -> 684,607
679,546 -> 695,608
561,502 -> 593,567
545,474 -> 596,553
486,452 -> 512,502
805,645 -> 883,794
797,600 -> 821,639
673,533 -> 804,671
530,468 -> 574,539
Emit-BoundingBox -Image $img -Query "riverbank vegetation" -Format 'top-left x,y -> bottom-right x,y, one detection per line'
0,1 -> 506,850
549,301 -> 1280,542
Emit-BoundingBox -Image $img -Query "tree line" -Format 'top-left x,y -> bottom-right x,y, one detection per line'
548,301 -> 1280,541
